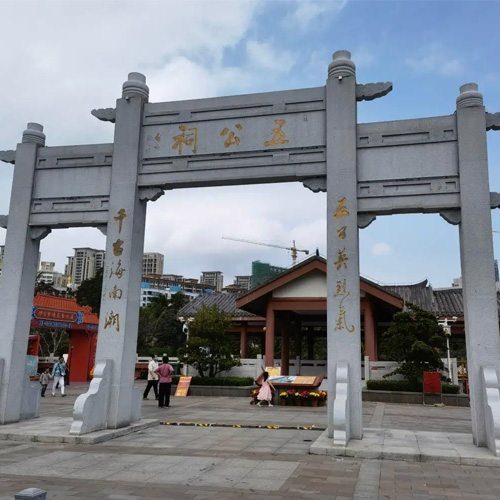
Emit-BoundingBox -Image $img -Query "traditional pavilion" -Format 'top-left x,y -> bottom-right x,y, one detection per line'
179,255 -> 489,376
31,293 -> 99,382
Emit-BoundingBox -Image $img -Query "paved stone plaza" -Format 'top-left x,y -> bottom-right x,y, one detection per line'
1,382 -> 500,499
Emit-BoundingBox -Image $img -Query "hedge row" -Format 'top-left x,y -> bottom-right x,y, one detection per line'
366,379 -> 460,394
171,376 -> 254,386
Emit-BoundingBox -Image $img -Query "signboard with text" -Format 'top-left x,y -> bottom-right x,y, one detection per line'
174,376 -> 192,397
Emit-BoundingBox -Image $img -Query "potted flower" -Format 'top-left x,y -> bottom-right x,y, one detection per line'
299,390 -> 311,406
309,392 -> 320,407
286,389 -> 296,406
250,389 -> 259,405
279,391 -> 288,406
318,390 -> 327,407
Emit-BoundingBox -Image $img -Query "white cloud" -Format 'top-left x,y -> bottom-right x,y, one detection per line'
285,0 -> 348,31
405,44 -> 463,76
371,243 -> 393,256
246,40 -> 296,73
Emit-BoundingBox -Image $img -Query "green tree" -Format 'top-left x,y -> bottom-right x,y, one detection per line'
379,303 -> 447,384
75,268 -> 103,315
137,292 -> 188,356
178,303 -> 240,377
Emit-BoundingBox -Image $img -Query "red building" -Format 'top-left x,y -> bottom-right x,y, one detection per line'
31,294 -> 99,382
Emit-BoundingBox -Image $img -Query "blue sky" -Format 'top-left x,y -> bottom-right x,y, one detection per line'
1,0 -> 500,288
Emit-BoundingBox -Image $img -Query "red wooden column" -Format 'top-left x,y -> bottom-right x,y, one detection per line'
240,323 -> 248,358
281,320 -> 290,376
265,302 -> 275,368
364,299 -> 378,361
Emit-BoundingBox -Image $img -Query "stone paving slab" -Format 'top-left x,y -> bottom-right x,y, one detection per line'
0,418 -> 159,444
310,427 -> 500,466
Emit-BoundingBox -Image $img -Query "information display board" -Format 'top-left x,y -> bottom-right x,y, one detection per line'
174,376 -> 192,397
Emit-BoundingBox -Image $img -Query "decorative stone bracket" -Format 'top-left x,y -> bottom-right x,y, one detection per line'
30,227 -> 51,241
71,360 -> 112,435
0,150 -> 15,164
481,366 -> 500,456
139,187 -> 165,202
332,362 -> 350,446
486,112 -> 500,131
356,82 -> 393,102
91,108 -> 116,123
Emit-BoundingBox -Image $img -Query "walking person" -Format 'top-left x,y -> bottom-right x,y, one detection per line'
51,356 -> 67,397
39,368 -> 51,397
143,354 -> 159,400
155,356 -> 174,408
256,371 -> 275,407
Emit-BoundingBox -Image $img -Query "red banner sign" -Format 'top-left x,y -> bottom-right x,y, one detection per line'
34,308 -> 77,322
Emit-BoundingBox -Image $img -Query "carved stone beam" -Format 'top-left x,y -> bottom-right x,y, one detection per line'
0,215 -> 7,229
302,177 -> 326,193
0,150 -> 16,164
139,187 -> 165,202
91,108 -> 116,123
30,227 -> 51,241
356,82 -> 393,102
486,112 -> 500,131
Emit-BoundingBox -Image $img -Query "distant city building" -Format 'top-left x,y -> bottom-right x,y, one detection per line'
140,282 -> 202,307
222,284 -> 247,294
453,260 -> 499,290
66,248 -> 106,290
39,261 -> 55,272
452,277 -> 462,288
251,260 -> 286,287
141,274 -> 215,294
234,275 -> 252,290
142,252 -> 164,276
200,271 -> 224,292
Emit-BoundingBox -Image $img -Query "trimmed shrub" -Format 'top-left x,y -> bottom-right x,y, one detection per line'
366,379 -> 461,394
171,376 -> 254,386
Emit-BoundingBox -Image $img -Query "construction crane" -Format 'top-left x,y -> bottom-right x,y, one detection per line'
222,236 -> 309,266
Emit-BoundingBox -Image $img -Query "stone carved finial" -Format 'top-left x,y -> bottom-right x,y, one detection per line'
328,50 -> 356,79
122,72 -> 149,101
456,83 -> 483,109
22,123 -> 45,146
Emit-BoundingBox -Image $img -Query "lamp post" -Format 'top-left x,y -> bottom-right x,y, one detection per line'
179,317 -> 192,376
438,317 -> 457,384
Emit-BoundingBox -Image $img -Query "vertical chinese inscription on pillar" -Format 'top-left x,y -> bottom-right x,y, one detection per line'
333,198 -> 355,333
104,209 -> 129,333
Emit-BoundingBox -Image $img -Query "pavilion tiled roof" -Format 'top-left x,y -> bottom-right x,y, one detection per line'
33,293 -> 99,324
383,281 -> 500,317
178,292 -> 260,319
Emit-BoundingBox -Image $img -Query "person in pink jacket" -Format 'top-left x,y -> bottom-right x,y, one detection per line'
154,356 -> 174,408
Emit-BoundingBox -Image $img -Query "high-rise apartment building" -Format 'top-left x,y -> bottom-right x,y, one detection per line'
251,260 -> 286,287
200,271 -> 224,292
234,275 -> 252,290
66,248 -> 106,289
39,261 -> 55,272
142,252 -> 164,275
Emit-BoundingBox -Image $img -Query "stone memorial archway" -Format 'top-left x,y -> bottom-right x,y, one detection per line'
1,50 -> 500,453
